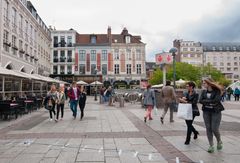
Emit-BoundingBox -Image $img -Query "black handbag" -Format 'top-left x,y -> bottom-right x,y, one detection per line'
170,101 -> 178,112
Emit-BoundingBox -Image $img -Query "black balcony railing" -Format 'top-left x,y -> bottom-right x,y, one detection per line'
53,58 -> 58,62
53,43 -> 58,47
67,43 -> 72,47
67,71 -> 72,74
60,57 -> 66,62
67,58 -> 72,62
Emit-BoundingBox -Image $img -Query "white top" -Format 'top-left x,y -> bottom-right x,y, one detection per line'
73,87 -> 78,100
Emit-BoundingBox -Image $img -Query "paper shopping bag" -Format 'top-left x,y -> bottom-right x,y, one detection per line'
177,103 -> 193,120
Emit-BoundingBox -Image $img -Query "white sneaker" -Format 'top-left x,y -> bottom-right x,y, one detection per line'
50,119 -> 53,122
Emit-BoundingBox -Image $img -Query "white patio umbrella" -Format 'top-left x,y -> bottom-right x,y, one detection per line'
77,80 -> 88,85
90,81 -> 103,86
176,79 -> 186,85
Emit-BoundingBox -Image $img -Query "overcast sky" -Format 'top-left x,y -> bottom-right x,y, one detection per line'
30,0 -> 240,61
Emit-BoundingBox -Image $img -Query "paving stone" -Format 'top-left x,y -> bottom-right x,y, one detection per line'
106,157 -> 121,163
128,138 -> 149,145
138,152 -> 167,162
44,149 -> 61,158
76,151 -> 104,162
24,144 -> 50,154
2,146 -> 27,158
39,157 -> 56,163
11,153 -> 44,163
55,149 -> 78,163
0,158 -> 13,163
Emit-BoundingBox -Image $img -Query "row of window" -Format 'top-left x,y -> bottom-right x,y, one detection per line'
78,49 -> 142,61
211,56 -> 240,61
182,53 -> 202,58
53,36 -> 73,47
212,62 -> 239,66
210,46 -> 239,51
52,64 -> 142,75
182,48 -> 202,52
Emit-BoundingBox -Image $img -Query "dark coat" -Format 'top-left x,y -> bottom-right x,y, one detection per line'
79,92 -> 87,108
68,87 -> 80,101
199,89 -> 224,112
184,91 -> 200,116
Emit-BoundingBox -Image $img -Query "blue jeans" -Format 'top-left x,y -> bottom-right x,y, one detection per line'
70,100 -> 78,117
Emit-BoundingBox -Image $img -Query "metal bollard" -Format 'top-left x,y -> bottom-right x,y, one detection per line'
119,97 -> 124,107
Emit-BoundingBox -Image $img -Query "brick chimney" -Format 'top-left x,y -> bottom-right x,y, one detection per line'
107,26 -> 112,44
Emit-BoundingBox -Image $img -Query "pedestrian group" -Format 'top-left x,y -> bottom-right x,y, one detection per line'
143,78 -> 225,153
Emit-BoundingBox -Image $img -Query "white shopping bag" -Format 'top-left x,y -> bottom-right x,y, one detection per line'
153,106 -> 158,116
177,103 -> 193,120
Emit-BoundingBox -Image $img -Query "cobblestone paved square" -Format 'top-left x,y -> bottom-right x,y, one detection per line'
0,98 -> 240,163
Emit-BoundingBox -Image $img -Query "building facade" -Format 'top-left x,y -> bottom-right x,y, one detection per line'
0,0 -> 51,75
50,27 -> 146,88
50,29 -> 76,83
202,42 -> 240,82
173,39 -> 240,82
173,39 -> 203,66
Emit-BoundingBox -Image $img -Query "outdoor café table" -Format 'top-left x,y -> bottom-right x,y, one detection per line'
10,103 -> 19,118
36,98 -> 43,109
24,100 -> 34,113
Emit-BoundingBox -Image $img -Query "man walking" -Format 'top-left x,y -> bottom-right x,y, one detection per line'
67,81 -> 80,119
160,80 -> 177,124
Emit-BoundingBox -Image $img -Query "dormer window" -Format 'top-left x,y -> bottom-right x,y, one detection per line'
91,35 -> 96,44
125,36 -> 130,44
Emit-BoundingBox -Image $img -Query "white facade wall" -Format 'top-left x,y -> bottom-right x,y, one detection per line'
179,40 -> 203,66
51,30 -> 76,75
0,0 -> 51,75
205,51 -> 240,82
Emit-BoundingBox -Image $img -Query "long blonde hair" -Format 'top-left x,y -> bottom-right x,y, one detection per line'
203,78 -> 223,95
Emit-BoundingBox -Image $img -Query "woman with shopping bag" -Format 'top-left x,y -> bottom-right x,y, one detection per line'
179,81 -> 200,145
143,84 -> 156,123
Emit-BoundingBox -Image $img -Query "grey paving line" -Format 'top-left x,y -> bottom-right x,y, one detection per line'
0,132 -> 143,139
121,109 -> 193,163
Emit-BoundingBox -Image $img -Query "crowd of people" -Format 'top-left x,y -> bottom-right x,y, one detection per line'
43,81 -> 87,121
42,78 -> 235,154
143,78 -> 225,153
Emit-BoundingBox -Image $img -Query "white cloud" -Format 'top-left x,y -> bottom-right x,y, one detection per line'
31,0 -> 229,61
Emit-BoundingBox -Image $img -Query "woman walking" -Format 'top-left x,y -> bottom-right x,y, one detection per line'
179,81 -> 200,145
199,78 -> 224,153
143,84 -> 155,123
79,86 -> 87,120
56,86 -> 66,121
45,84 -> 58,122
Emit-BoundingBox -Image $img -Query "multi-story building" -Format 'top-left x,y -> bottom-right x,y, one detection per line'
1,0 -> 51,75
50,27 -> 146,88
202,42 -> 240,82
173,39 -> 240,82
50,29 -> 76,83
110,27 -> 146,88
173,39 -> 203,66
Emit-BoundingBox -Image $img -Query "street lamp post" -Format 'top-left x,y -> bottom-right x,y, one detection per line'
94,68 -> 98,101
169,47 -> 178,89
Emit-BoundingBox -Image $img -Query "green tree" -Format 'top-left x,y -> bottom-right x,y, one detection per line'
149,67 -> 163,85
149,62 -> 230,87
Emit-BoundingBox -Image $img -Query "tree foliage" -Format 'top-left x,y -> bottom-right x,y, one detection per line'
149,62 -> 231,87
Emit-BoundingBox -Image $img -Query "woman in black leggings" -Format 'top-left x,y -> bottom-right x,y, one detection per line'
179,81 -> 200,145
79,86 -> 87,120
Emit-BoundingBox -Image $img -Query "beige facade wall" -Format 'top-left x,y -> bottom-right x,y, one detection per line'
110,43 -> 146,81
0,0 -> 51,75
205,51 -> 240,82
